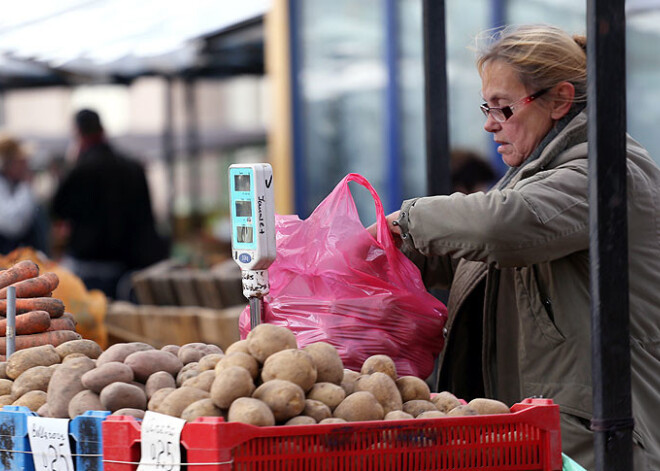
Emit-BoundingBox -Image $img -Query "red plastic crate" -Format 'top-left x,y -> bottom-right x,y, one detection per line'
103,398 -> 562,470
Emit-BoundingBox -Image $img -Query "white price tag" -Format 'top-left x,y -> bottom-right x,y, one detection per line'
137,411 -> 186,471
27,417 -> 74,471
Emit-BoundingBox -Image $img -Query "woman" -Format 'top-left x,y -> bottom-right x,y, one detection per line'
372,25 -> 660,470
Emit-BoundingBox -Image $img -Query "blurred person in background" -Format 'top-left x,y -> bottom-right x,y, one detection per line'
52,109 -> 168,299
0,134 -> 49,254
450,148 -> 496,194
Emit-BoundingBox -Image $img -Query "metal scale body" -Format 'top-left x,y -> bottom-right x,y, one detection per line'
229,163 -> 276,328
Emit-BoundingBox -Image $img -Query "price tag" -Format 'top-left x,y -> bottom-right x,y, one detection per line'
27,417 -> 74,471
137,411 -> 186,471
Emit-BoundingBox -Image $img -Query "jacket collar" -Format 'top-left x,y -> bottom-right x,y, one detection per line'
497,105 -> 588,190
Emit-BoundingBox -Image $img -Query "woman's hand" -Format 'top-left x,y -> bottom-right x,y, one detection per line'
367,210 -> 403,247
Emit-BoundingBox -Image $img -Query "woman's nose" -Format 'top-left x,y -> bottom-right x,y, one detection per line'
483,114 -> 501,133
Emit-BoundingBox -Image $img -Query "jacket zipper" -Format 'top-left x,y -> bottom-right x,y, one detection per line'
482,264 -> 499,397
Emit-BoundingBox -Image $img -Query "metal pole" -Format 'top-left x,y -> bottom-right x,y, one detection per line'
587,0 -> 633,469
163,76 -> 175,234
422,0 -> 450,197
384,0 -> 402,213
184,77 -> 201,230
6,286 -> 16,358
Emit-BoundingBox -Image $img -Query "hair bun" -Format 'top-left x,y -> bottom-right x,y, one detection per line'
572,34 -> 587,54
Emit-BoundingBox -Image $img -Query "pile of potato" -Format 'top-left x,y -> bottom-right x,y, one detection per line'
0,324 -> 510,425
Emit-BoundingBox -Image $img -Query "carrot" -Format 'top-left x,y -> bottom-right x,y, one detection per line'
0,260 -> 39,291
0,310 -> 51,336
0,272 -> 59,299
46,316 -> 76,333
0,297 -> 65,318
0,330 -> 81,355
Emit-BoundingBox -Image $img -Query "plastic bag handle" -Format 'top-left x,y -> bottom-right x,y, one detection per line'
343,173 -> 399,253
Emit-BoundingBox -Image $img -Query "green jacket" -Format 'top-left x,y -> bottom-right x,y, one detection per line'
397,111 -> 660,470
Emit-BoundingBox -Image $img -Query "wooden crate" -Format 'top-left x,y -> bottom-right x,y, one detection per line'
106,302 -> 242,349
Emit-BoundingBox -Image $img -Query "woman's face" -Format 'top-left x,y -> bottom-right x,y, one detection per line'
481,61 -> 554,167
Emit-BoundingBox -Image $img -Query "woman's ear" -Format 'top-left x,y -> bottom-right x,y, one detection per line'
550,81 -> 576,120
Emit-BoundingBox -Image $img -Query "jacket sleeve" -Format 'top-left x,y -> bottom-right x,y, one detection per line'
398,163 -> 589,268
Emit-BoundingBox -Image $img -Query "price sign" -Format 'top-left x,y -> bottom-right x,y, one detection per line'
137,411 -> 186,471
27,417 -> 74,471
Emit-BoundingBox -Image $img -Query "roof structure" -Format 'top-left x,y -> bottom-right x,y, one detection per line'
0,0 -> 269,87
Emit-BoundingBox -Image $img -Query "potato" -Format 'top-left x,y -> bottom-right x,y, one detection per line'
303,342 -> 343,384
112,408 -> 145,419
55,339 -> 103,360
306,382 -> 345,410
176,362 -> 200,386
0,394 -> 14,407
0,378 -> 12,396
97,342 -> 154,367
145,372 -> 177,399
261,349 -> 317,392
178,343 -> 222,365
148,387 -> 176,412
124,350 -> 183,383
319,418 -> 347,424
446,405 -> 478,417
333,391 -> 384,422
100,383 -> 147,412
46,356 -> 95,418
285,416 -> 316,425
0,362 -> 7,379
13,390 -> 47,412
384,410 -> 414,421
251,379 -> 305,422
396,376 -> 431,402
180,398 -> 224,422
7,345 -> 61,379
360,355 -> 397,381
303,399 -> 332,423
431,391 -> 462,413
63,353 -> 89,363
340,370 -> 360,396
210,366 -> 255,409
417,410 -> 447,419
247,324 -> 297,363
161,345 -> 180,356
431,391 -> 461,414
11,366 -> 55,399
158,387 -> 210,418
182,370 -> 216,392
81,362 -> 134,393
197,354 -> 224,371
402,400 -> 438,417
355,373 -> 403,415
228,397 -> 275,426
467,398 -> 510,415
68,390 -> 103,418
214,352 -> 259,380
37,403 -> 49,417
225,340 -> 250,355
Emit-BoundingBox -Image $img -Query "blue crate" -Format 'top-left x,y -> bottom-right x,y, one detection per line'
71,410 -> 111,471
0,405 -> 37,471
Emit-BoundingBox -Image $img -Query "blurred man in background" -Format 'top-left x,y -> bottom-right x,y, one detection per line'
52,109 -> 168,298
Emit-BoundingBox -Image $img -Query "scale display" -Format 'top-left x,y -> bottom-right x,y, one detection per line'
229,163 -> 276,272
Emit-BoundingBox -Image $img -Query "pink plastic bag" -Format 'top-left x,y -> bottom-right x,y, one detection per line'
239,174 -> 447,378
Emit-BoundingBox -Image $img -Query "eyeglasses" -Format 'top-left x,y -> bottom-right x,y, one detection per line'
480,88 -> 549,122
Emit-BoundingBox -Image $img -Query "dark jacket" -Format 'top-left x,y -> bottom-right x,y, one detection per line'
52,142 -> 166,269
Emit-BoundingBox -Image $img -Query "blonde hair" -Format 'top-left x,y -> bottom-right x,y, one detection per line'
476,25 -> 587,103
